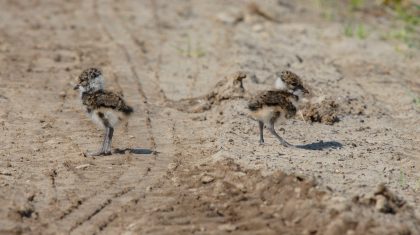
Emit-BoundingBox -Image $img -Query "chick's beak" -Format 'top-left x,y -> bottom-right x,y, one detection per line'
73,84 -> 80,90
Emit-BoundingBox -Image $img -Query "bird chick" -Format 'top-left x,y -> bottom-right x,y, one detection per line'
74,68 -> 133,156
248,70 -> 308,147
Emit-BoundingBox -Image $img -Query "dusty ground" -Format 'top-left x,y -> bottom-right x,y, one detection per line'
0,0 -> 419,234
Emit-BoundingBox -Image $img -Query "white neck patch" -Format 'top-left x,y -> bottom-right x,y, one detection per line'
275,77 -> 287,90
293,89 -> 303,100
88,75 -> 105,92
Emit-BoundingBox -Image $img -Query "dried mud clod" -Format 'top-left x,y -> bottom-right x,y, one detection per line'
215,9 -> 244,25
215,2 -> 281,25
168,71 -> 247,113
246,2 -> 281,23
353,183 -> 406,215
301,99 -> 340,125
207,71 -> 247,102
301,97 -> 366,125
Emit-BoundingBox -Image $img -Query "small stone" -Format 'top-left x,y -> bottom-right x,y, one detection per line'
201,175 -> 215,184
167,163 -> 178,171
215,10 -> 243,24
218,223 -> 237,231
42,123 -> 53,129
75,164 -> 90,169
375,195 -> 393,213
252,24 -> 264,32
54,54 -> 62,62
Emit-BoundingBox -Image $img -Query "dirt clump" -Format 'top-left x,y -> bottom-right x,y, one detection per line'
301,99 -> 340,125
354,183 -> 407,215
301,96 -> 366,125
246,2 -> 281,23
168,71 -> 247,113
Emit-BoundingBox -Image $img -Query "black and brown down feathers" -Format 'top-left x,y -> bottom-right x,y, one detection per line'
248,90 -> 297,118
280,71 -> 307,92
78,68 -> 102,83
82,90 -> 133,115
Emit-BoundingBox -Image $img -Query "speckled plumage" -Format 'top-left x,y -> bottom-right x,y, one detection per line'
248,90 -> 297,118
277,70 -> 307,93
74,67 -> 134,156
82,90 -> 133,115
248,70 -> 308,146
78,68 -> 102,84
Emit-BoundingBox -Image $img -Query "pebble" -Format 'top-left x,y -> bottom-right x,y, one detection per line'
218,223 -> 237,231
75,164 -> 90,170
201,175 -> 215,184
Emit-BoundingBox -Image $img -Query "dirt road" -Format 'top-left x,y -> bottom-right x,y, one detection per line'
0,0 -> 419,234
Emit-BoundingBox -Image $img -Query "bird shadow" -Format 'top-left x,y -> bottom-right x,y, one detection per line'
295,141 -> 343,150
113,148 -> 156,155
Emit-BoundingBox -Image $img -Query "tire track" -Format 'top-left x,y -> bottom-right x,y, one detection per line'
61,159 -> 146,233
93,0 -> 156,150
96,1 -> 230,231
111,0 -> 168,103
59,0 -> 178,233
69,187 -> 134,233
51,64 -> 131,228
85,0 -> 188,232
44,0 -> 159,232
148,0 -> 168,102
57,169 -> 123,221
76,167 -> 152,234
26,53 -> 82,223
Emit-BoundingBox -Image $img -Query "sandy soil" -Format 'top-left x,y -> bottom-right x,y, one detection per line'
0,0 -> 419,234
